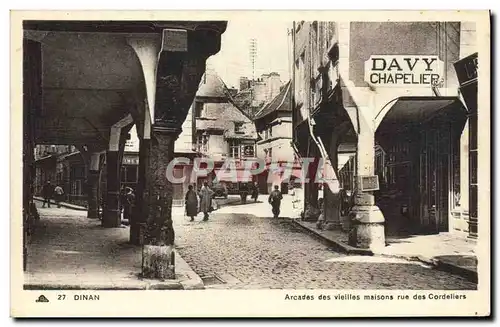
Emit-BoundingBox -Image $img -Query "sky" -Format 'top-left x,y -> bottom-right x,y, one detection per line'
206,20 -> 292,89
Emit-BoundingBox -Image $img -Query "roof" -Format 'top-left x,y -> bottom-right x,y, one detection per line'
196,69 -> 234,100
253,81 -> 291,121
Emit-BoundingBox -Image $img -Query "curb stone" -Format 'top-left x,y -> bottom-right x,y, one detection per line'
33,197 -> 88,211
175,251 -> 205,290
287,218 -> 373,256
287,218 -> 478,283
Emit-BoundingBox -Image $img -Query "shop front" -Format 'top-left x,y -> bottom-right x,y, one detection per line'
454,52 -> 478,238
375,97 -> 468,235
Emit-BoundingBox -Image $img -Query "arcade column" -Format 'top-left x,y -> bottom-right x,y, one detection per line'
348,129 -> 386,252
127,27 -> 224,279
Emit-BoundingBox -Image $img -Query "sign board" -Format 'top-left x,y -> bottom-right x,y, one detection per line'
454,52 -> 478,86
122,157 -> 139,165
359,175 -> 380,192
364,55 -> 444,87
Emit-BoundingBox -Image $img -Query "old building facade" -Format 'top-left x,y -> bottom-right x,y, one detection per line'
253,81 -> 301,194
234,72 -> 284,118
176,69 -> 258,195
292,21 -> 478,250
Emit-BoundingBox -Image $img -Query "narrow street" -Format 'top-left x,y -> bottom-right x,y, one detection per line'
174,198 -> 477,290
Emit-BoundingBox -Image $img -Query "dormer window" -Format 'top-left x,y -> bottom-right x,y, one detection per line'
235,122 -> 244,134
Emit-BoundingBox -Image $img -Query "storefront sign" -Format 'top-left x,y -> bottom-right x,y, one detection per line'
454,52 -> 478,86
122,157 -> 139,165
364,55 -> 444,87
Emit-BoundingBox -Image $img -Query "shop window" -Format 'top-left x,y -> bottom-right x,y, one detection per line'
243,145 -> 255,158
451,139 -> 461,209
71,180 -> 82,195
121,165 -> 138,183
71,166 -> 85,179
229,140 -> 241,158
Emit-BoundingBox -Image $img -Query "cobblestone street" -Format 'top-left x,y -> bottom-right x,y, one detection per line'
173,201 -> 477,290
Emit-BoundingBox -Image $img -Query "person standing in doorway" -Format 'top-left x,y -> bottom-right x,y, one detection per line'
119,186 -> 127,217
122,187 -> 135,224
42,180 -> 54,208
54,184 -> 64,208
268,185 -> 283,219
198,181 -> 214,222
185,185 -> 199,222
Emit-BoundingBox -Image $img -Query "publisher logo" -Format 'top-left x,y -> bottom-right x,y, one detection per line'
36,295 -> 49,303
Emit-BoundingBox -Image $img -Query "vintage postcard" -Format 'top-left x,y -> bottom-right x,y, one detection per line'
10,10 -> 490,318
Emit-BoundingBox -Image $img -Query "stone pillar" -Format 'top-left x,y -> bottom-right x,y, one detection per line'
140,41 -> 197,279
127,27 -> 224,279
141,130 -> 177,279
348,130 -> 385,251
86,153 -> 101,219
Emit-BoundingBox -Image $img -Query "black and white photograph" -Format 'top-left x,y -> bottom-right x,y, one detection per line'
10,10 -> 490,318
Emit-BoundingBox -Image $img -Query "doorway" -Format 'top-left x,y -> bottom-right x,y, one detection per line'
423,128 -> 450,234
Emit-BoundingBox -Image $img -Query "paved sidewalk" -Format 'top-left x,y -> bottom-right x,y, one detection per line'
291,219 -> 478,283
25,203 -> 204,290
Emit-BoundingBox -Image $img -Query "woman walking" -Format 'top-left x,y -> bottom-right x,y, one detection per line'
198,182 -> 214,221
185,185 -> 199,222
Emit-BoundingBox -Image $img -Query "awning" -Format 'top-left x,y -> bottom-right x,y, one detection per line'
376,96 -> 468,140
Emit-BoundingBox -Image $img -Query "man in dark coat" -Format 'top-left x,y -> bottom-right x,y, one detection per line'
42,180 -> 54,208
268,185 -> 283,219
122,187 -> 135,223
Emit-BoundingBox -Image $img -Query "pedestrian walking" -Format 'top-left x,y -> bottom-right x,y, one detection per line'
198,182 -> 214,221
54,184 -> 64,208
289,184 -> 297,209
185,185 -> 199,222
122,187 -> 135,223
251,181 -> 259,202
316,198 -> 326,230
268,185 -> 283,219
41,180 -> 54,208
240,182 -> 249,203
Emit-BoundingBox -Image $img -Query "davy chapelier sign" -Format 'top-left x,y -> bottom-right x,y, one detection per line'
364,55 -> 444,87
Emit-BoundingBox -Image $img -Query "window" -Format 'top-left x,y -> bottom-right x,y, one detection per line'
235,122 -> 244,134
194,101 -> 204,118
243,145 -> 255,158
229,140 -> 241,158
196,133 -> 208,153
71,166 -> 85,179
71,180 -> 82,195
121,166 -> 138,183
